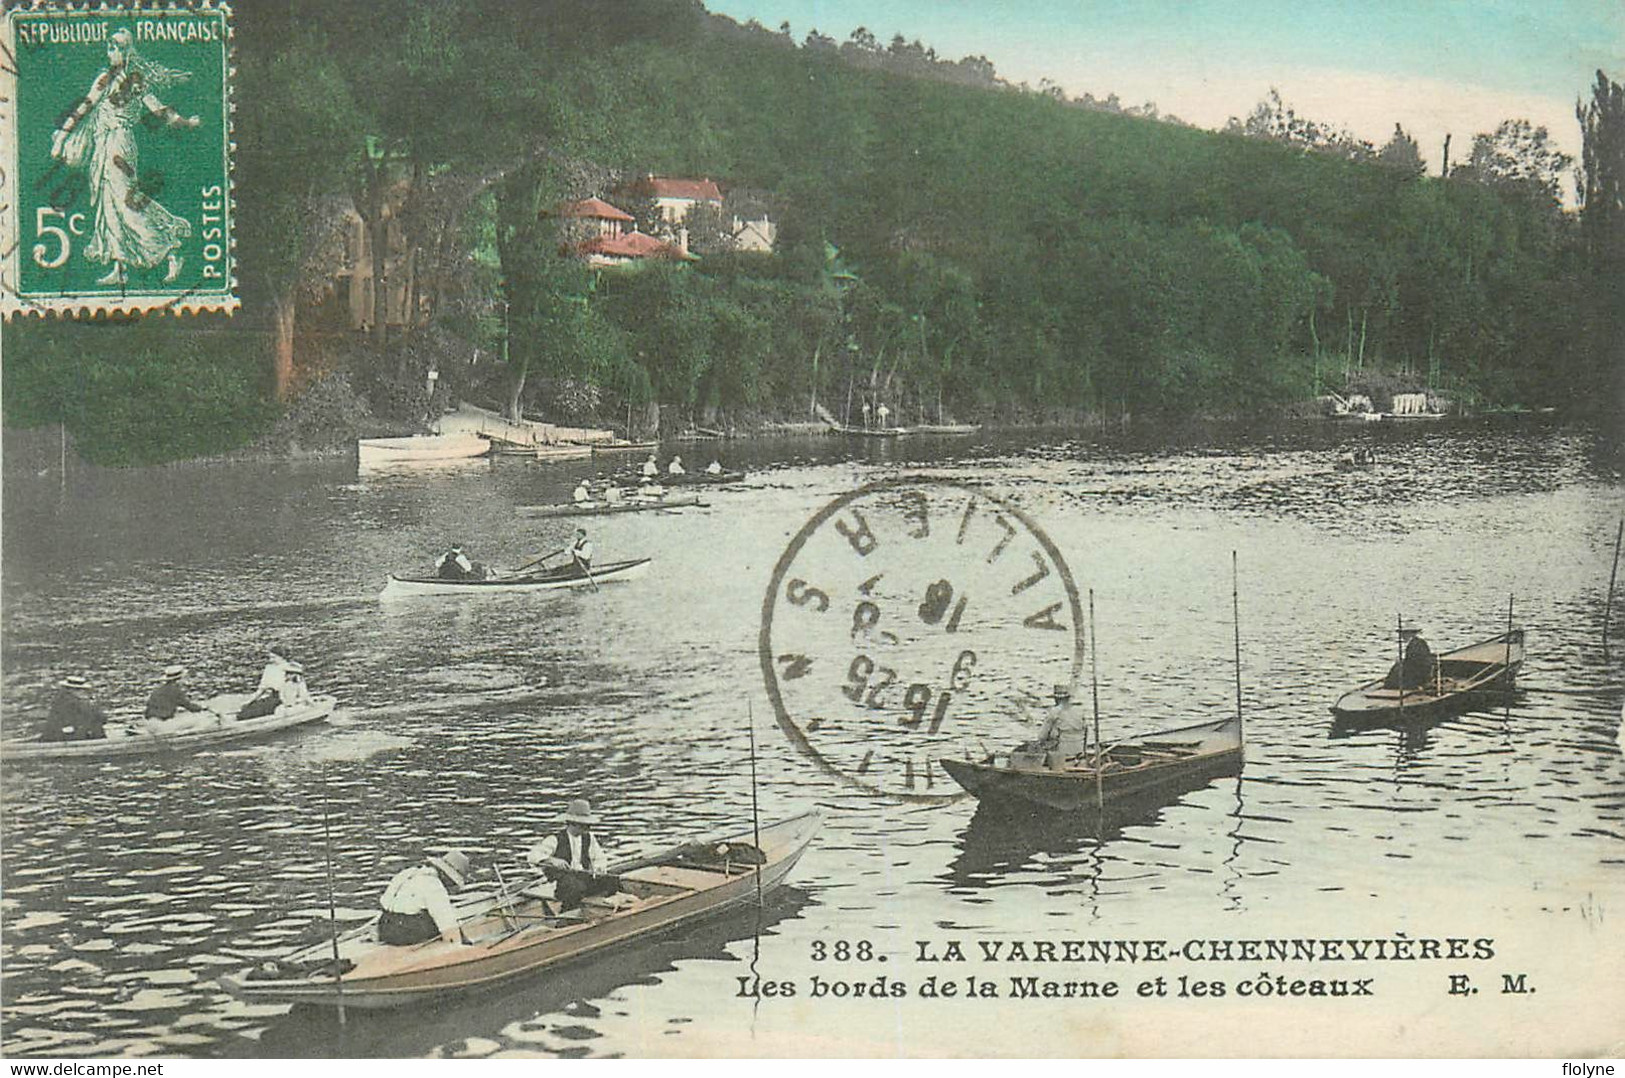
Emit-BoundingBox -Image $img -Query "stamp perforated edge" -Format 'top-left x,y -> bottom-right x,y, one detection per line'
0,0 -> 238,319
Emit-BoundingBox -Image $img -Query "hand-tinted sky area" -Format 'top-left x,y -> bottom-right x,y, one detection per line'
706,0 -> 1624,175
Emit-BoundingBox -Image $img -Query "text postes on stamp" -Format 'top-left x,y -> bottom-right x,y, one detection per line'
1,2 -> 235,317
760,478 -> 1085,801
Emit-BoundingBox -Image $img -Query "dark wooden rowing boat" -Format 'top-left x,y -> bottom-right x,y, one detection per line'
381,558 -> 651,598
1,695 -> 337,762
517,495 -> 704,518
1329,629 -> 1524,727
940,713 -> 1243,811
218,811 -> 820,1010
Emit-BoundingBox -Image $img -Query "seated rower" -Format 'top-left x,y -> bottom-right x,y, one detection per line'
569,528 -> 594,578
705,459 -> 723,476
526,799 -> 616,911
238,646 -> 295,720
145,664 -> 207,721
572,480 -> 592,504
436,544 -> 478,581
640,455 -> 659,479
1382,626 -> 1435,691
667,454 -> 686,476
379,850 -> 472,946
43,675 -> 108,742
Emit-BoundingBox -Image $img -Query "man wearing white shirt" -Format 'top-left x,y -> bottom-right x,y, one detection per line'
378,850 -> 471,946
527,799 -> 616,910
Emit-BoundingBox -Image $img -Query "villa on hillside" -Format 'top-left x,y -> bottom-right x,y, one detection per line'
550,197 -> 695,268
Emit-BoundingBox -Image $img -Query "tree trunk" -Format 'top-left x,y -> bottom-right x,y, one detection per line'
272,293 -> 297,401
507,357 -> 529,424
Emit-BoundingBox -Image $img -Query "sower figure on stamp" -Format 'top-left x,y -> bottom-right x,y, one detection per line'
50,28 -> 200,286
526,800 -> 617,911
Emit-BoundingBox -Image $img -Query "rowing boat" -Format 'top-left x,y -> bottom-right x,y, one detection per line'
380,557 -> 651,598
590,440 -> 659,454
940,714 -> 1243,811
1330,629 -> 1524,727
218,810 -> 820,1010
658,470 -> 745,486
1,695 -> 337,762
358,435 -> 489,464
517,496 -> 704,518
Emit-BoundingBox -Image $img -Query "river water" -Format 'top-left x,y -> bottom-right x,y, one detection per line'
2,418 -> 1621,1058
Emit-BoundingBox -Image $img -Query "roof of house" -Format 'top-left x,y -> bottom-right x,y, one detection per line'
634,176 -> 723,202
570,230 -> 697,262
555,197 -> 635,222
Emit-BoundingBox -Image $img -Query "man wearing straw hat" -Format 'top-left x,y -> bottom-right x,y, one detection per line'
1038,683 -> 1090,767
378,850 -> 473,946
43,675 -> 108,742
1383,626 -> 1436,691
144,665 -> 207,721
527,799 -> 617,911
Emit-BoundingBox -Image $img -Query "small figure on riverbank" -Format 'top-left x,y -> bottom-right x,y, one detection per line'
43,676 -> 108,742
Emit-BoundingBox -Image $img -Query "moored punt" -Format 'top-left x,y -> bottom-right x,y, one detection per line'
589,439 -> 659,454
826,422 -> 909,438
940,714 -> 1243,812
380,557 -> 651,598
1,695 -> 337,762
533,444 -> 594,462
911,423 -> 982,435
358,435 -> 489,464
218,810 -> 820,1010
1330,629 -> 1524,728
517,496 -> 704,518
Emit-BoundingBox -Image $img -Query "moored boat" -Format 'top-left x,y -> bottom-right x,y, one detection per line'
517,496 -> 704,518
1330,629 -> 1524,727
358,435 -> 490,464
1,695 -> 337,762
380,557 -> 651,598
590,440 -> 659,454
940,713 -> 1243,811
218,810 -> 820,1010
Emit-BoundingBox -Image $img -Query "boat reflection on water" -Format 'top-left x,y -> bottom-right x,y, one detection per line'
219,887 -> 814,1059
943,762 -> 1244,891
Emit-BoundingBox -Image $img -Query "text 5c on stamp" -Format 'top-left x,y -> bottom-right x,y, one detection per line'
760,478 -> 1086,801
1,2 -> 236,317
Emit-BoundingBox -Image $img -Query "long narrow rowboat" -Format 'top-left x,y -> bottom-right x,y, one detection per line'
940,714 -> 1243,811
358,435 -> 490,464
1,695 -> 337,762
1330,629 -> 1524,727
380,557 -> 651,598
219,811 -> 820,1010
517,496 -> 704,518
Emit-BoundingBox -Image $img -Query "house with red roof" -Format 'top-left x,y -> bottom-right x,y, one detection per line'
553,198 -> 635,242
568,229 -> 697,268
618,175 -> 724,229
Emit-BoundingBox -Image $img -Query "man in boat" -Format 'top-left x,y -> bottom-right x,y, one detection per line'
641,454 -> 659,479
569,528 -> 594,578
572,480 -> 592,504
526,799 -> 616,911
436,544 -> 478,580
144,664 -> 207,721
42,675 -> 108,741
667,454 -> 686,476
705,459 -> 724,476
238,646 -> 300,720
1037,683 -> 1091,766
378,850 -> 472,946
1383,627 -> 1436,691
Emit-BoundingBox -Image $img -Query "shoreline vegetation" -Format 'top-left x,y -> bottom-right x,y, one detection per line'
3,1 -> 1620,468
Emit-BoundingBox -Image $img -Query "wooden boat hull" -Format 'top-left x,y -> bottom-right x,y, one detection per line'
381,558 -> 650,598
358,435 -> 489,463
2,695 -> 336,762
1330,629 -> 1524,727
218,811 -> 820,1009
518,497 -> 703,518
940,714 -> 1243,811
590,440 -> 659,454
659,470 -> 745,486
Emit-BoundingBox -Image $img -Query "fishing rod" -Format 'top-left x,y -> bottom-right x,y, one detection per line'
320,764 -> 347,1028
1606,518 -> 1622,660
1232,551 -> 1244,737
1089,589 -> 1102,812
747,699 -> 763,909
1503,594 -> 1515,724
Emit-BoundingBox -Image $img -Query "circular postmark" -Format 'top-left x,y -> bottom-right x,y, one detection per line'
759,478 -> 1085,802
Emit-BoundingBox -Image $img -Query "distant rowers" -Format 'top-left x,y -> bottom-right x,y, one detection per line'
572,480 -> 591,504
706,459 -> 723,475
667,454 -> 686,476
641,455 -> 659,479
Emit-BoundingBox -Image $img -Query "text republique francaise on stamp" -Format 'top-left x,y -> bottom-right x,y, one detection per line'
1,2 -> 234,317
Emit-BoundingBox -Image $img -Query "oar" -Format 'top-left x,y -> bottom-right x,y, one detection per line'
509,547 -> 566,577
577,554 -> 599,593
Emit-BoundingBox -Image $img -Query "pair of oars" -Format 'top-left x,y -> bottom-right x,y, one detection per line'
510,546 -> 598,592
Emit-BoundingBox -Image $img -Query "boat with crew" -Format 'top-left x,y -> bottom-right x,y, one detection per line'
518,496 -> 705,518
380,558 -> 651,598
1330,629 -> 1524,727
218,810 -> 820,1010
1,694 -> 337,762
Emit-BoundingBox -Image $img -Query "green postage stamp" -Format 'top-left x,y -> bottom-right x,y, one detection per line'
1,2 -> 234,316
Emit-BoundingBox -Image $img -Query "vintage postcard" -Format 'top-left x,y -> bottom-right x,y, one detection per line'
0,2 -> 234,316
0,0 -> 1621,1063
